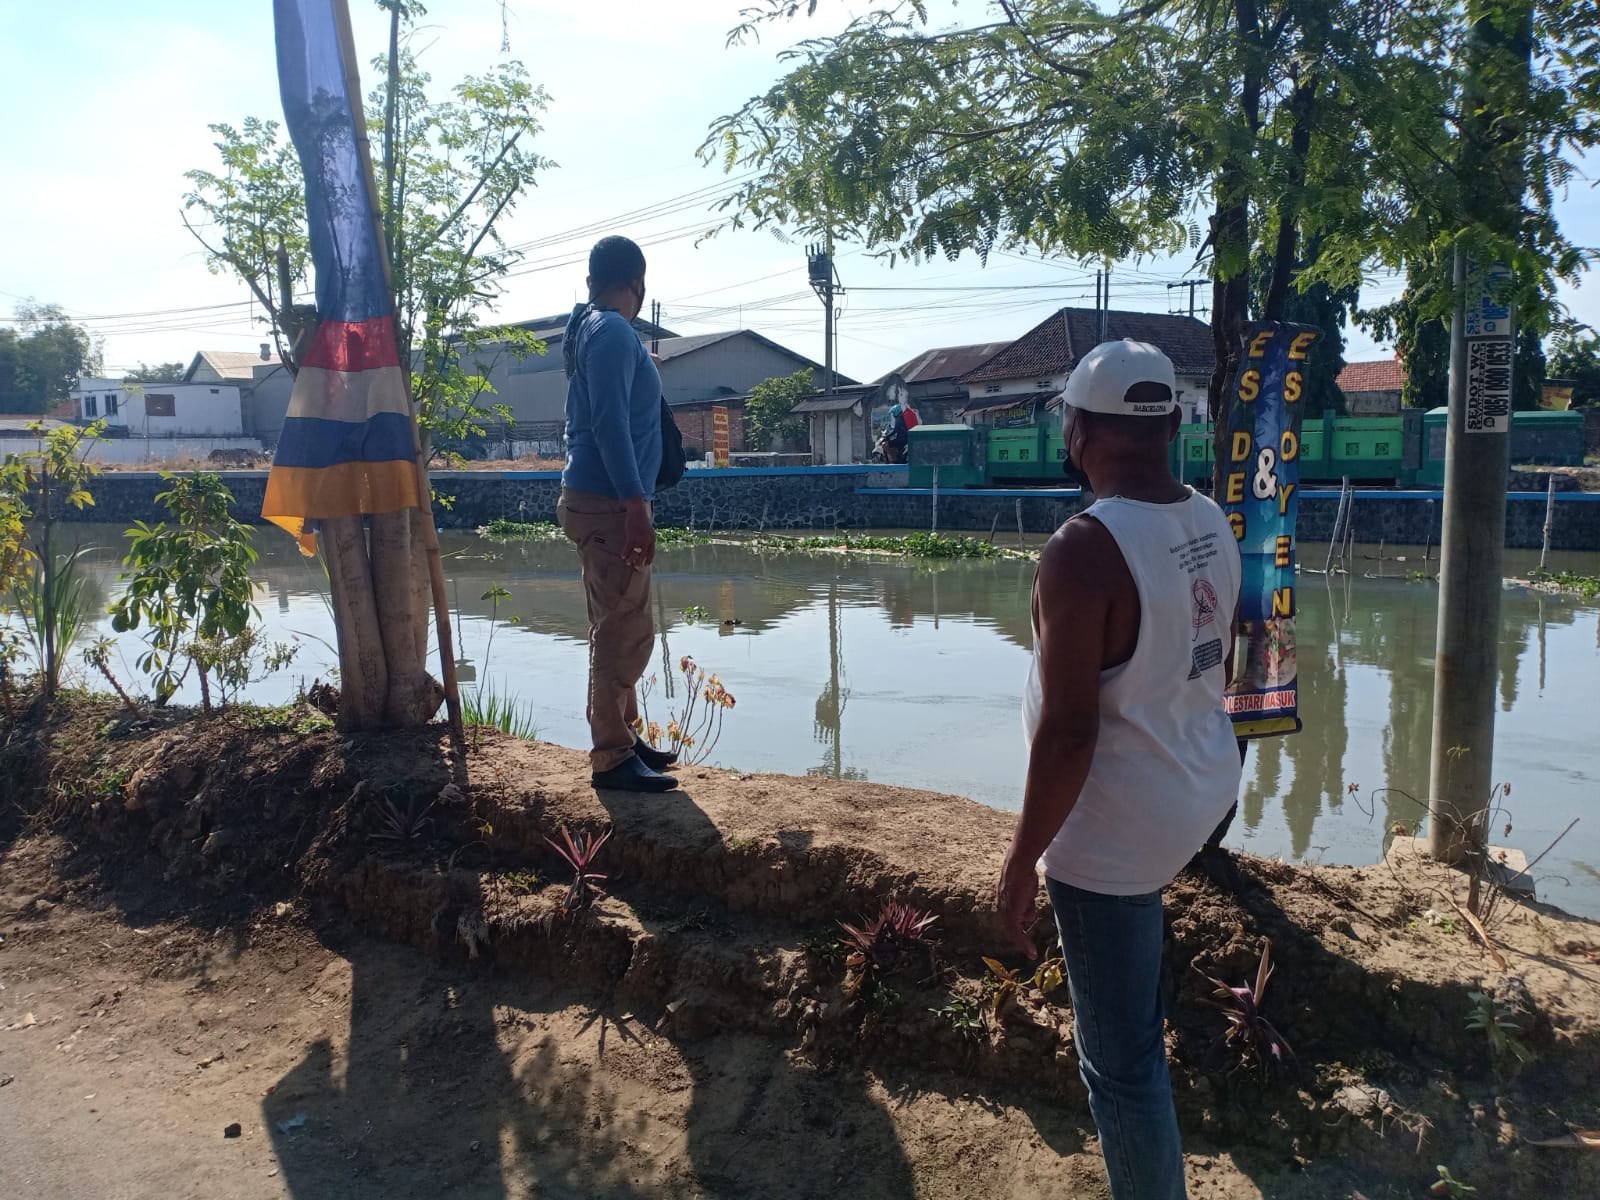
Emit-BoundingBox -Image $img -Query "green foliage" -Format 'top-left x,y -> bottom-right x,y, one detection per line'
462,680 -> 540,740
478,517 -> 563,541
1431,1165 -> 1478,1197
1547,326 -> 1600,408
0,302 -> 102,415
1466,987 -> 1531,1073
184,7 -> 555,460
755,531 -> 1020,560
121,362 -> 189,385
745,368 -> 814,451
109,473 -> 261,707
933,995 -> 985,1041
1529,569 -> 1600,600
12,545 -> 93,696
0,421 -> 104,699
230,702 -> 335,736
188,625 -> 300,710
704,1 -> 1600,357
682,604 -> 710,624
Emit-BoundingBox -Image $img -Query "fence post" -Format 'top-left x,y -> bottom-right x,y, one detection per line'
1539,474 -> 1556,573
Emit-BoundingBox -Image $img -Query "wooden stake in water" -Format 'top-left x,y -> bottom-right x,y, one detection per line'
931,467 -> 940,534
1539,474 -> 1556,573
1325,477 -> 1352,574
987,512 -> 1000,545
1015,497 -> 1024,549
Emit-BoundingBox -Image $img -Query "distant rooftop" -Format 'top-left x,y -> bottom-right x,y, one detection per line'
1337,358 -> 1405,393
959,308 -> 1214,384
882,341 -> 1012,385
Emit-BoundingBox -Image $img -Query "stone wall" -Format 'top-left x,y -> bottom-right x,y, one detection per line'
65,467 -> 1600,550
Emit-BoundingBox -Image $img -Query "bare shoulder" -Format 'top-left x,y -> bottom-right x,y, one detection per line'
1038,514 -> 1122,595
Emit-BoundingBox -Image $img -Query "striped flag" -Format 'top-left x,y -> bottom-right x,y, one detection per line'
264,0 -> 419,553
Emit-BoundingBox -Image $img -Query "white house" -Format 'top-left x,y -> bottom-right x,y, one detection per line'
68,377 -> 262,464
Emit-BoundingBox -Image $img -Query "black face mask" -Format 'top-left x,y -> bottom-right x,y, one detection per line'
1060,458 -> 1090,488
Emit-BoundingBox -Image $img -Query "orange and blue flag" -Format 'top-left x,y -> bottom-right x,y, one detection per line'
264,0 -> 419,553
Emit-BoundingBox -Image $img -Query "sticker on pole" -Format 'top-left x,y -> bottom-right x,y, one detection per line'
1465,337 -> 1512,434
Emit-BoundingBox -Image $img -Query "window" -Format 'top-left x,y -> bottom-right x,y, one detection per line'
83,396 -> 97,418
145,393 -> 176,417
984,383 -> 1001,394
105,394 -> 118,416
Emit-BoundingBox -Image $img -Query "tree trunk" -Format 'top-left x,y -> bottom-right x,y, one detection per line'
370,508 -> 443,725
322,515 -> 389,731
1263,72 -> 1320,323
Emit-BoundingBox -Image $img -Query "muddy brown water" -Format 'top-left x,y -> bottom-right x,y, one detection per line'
38,524 -> 1600,919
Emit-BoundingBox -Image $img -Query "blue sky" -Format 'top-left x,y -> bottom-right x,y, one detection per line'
2,0 -> 1596,382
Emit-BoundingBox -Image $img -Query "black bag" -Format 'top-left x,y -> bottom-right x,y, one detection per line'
656,396 -> 686,492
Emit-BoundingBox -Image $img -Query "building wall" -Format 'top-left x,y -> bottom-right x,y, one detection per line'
673,402 -> 750,458
659,337 -> 821,409
72,380 -> 244,436
244,365 -> 295,448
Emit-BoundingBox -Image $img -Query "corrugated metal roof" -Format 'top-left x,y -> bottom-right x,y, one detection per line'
884,341 -> 1013,384
959,308 -> 1215,384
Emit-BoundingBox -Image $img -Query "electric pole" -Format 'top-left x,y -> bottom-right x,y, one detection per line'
1426,2 -> 1531,866
650,299 -> 661,356
1168,279 -> 1202,319
807,243 -> 842,395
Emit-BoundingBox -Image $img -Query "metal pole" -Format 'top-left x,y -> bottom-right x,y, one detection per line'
1539,474 -> 1555,573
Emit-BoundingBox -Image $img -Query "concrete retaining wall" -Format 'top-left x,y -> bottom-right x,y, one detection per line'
65,466 -> 1600,551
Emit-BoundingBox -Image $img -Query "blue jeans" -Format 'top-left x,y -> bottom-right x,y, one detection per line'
1046,877 -> 1186,1200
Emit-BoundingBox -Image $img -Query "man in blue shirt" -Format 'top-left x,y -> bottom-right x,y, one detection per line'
557,236 -> 678,792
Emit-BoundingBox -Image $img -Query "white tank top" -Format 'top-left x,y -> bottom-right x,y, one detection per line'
1024,490 -> 1243,895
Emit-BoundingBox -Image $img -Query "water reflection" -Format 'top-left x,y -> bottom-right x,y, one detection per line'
24,526 -> 1600,918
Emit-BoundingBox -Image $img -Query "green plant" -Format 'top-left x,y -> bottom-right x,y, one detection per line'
752,532 -> 1023,560
744,367 -> 814,451
933,995 -> 985,1041
864,983 -> 903,1020
13,544 -> 93,697
477,517 -> 564,541
1466,987 -> 1531,1072
682,605 -> 710,624
637,656 -> 737,767
502,869 -> 541,895
109,473 -> 260,708
0,627 -> 25,718
544,825 -> 613,911
188,625 -> 299,709
1204,939 -> 1295,1076
0,420 -> 104,700
800,929 -> 844,963
1529,568 -> 1600,600
371,795 -> 435,847
839,899 -> 940,999
726,834 -> 756,851
82,637 -> 139,712
981,955 -> 1066,1026
462,681 -> 539,740
1430,1165 -> 1477,1197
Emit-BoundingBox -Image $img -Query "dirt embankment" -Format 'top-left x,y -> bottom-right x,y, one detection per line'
3,698 -> 1599,1199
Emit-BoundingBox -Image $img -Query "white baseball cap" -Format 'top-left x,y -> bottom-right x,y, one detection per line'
1060,339 -> 1177,416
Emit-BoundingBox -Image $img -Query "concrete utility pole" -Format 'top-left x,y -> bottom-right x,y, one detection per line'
807,244 -> 842,396
1168,279 -> 1202,319
1426,2 -> 1531,865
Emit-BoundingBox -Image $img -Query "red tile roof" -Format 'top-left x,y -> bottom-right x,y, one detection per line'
1336,358 -> 1405,392
958,308 -> 1214,384
883,341 -> 1013,385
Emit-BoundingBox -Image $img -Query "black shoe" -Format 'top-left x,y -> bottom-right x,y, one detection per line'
592,754 -> 679,793
634,738 -> 679,771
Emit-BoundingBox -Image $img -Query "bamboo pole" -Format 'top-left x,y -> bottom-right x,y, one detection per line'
332,0 -> 463,740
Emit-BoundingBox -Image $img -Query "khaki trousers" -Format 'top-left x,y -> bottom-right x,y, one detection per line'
558,488 -> 655,771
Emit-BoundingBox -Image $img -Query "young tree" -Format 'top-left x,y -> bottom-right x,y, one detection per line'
182,9 -> 554,460
746,367 -> 815,450
182,1 -> 554,730
1547,326 -> 1600,407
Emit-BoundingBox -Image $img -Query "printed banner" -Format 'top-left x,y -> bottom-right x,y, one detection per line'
1463,260 -> 1513,434
712,404 -> 731,468
262,0 -> 420,554
1222,322 -> 1319,739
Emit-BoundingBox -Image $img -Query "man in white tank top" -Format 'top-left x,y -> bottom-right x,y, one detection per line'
996,340 -> 1242,1200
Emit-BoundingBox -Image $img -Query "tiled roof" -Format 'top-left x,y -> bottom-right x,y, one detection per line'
883,342 -> 1013,385
958,308 -> 1215,384
1336,358 -> 1405,393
